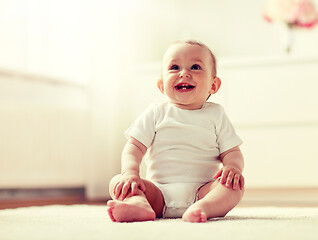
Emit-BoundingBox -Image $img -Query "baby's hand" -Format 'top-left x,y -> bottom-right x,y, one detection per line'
213,166 -> 245,190
113,171 -> 146,200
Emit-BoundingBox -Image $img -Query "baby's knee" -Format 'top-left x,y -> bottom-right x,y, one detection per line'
230,186 -> 245,207
222,183 -> 245,204
237,187 -> 245,201
108,174 -> 121,198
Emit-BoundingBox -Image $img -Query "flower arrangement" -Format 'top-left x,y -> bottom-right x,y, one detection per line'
263,0 -> 318,28
263,0 -> 318,53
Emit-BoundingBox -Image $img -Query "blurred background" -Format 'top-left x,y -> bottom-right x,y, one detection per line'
0,0 -> 317,207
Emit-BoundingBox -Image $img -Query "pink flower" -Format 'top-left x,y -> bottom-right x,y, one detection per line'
263,0 -> 318,28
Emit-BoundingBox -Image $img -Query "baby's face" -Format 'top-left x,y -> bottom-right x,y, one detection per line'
158,43 -> 218,110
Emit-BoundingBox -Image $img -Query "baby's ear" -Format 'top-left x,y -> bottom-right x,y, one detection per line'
210,77 -> 221,94
157,78 -> 164,94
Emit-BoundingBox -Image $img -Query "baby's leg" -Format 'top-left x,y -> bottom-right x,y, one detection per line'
107,175 -> 164,222
183,180 -> 244,222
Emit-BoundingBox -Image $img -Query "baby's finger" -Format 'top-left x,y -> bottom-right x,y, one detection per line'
232,174 -> 240,190
220,168 -> 229,184
113,181 -> 120,195
240,175 -> 245,190
226,171 -> 235,188
139,182 -> 146,192
114,182 -> 124,199
131,182 -> 138,196
213,169 -> 222,179
121,182 -> 131,200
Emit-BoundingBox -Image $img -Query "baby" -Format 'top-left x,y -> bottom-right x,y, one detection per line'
107,40 -> 245,223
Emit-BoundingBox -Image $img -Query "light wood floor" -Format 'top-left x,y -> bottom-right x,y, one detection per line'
238,187 -> 318,207
1,187 -> 317,209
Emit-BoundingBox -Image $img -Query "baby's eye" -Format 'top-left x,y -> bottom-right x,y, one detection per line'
191,64 -> 201,70
170,65 -> 179,70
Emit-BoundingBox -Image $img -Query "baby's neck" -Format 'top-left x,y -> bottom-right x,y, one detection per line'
169,101 -> 206,110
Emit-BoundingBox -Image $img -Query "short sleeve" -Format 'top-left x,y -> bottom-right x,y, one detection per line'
215,107 -> 242,153
125,105 -> 157,148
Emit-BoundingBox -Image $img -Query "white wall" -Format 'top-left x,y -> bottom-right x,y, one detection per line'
125,0 -> 318,62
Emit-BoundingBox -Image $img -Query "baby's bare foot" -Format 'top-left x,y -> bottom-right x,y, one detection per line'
182,207 -> 207,223
107,198 -> 156,222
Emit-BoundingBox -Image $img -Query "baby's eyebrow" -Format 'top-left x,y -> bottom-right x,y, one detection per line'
191,59 -> 204,64
169,59 -> 180,64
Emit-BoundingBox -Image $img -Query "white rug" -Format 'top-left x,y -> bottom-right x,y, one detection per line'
0,205 -> 317,240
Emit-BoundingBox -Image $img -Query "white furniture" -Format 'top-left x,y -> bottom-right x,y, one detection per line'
218,55 -> 318,187
0,68 -> 89,188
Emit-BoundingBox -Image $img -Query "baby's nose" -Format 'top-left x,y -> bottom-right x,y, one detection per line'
180,71 -> 191,78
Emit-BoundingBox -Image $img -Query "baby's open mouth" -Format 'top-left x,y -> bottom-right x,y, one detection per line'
175,83 -> 195,91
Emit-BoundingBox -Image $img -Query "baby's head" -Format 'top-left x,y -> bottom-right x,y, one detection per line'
158,40 -> 221,110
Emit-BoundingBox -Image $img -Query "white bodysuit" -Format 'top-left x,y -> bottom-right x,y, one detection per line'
125,102 -> 242,218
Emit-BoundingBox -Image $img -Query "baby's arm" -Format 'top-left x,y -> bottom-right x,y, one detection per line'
113,137 -> 147,200
213,146 -> 245,190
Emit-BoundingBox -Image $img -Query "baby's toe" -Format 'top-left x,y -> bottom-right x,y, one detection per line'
107,206 -> 116,222
107,200 -> 115,208
200,212 -> 207,222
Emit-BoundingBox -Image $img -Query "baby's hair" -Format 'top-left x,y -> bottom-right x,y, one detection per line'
171,39 -> 217,77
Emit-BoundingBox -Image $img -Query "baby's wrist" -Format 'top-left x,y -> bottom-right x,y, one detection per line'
224,164 -> 242,172
121,170 -> 139,176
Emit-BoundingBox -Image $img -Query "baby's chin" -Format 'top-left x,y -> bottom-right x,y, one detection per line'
169,100 -> 206,110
